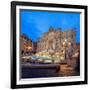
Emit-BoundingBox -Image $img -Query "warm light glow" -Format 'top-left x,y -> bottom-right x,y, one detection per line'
65,39 -> 67,42
28,46 -> 32,50
68,42 -> 71,46
63,42 -> 65,45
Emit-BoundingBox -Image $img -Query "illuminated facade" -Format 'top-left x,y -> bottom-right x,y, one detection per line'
20,34 -> 33,54
37,27 -> 76,53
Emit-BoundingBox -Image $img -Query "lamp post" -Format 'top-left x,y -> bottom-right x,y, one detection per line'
63,39 -> 67,60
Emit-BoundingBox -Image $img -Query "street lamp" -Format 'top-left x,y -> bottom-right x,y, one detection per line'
63,39 -> 67,60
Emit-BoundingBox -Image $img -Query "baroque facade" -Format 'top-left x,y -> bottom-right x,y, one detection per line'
37,27 -> 76,53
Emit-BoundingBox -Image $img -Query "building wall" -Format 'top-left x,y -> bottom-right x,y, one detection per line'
20,35 -> 33,54
37,27 -> 76,53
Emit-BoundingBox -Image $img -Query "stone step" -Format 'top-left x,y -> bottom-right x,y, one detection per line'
60,64 -> 74,71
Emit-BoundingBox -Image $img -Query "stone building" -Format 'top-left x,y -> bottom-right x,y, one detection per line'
37,27 -> 76,54
20,34 -> 33,55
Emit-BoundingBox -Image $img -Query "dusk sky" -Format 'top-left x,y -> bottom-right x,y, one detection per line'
20,10 -> 80,43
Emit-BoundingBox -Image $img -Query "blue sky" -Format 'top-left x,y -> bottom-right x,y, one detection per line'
20,10 -> 80,43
